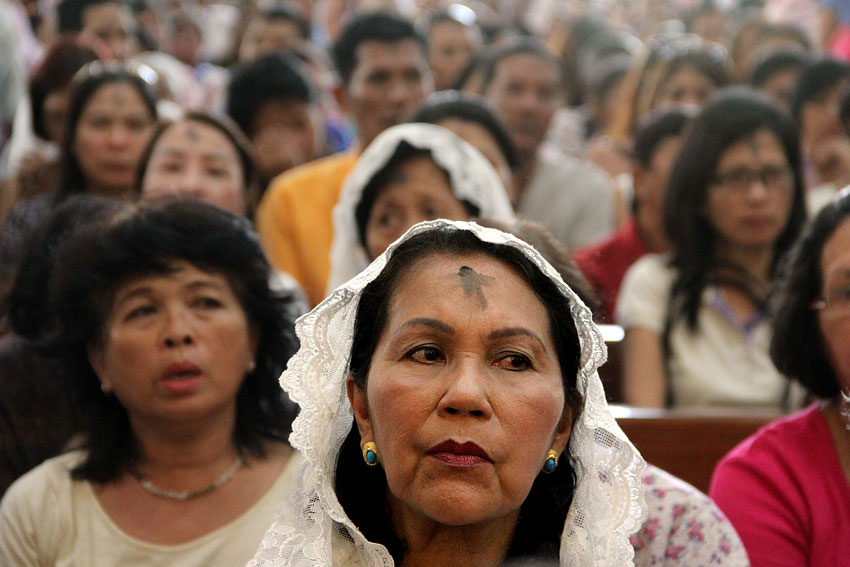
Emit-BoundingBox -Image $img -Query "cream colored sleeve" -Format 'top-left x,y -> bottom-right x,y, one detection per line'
0,459 -> 67,567
615,254 -> 672,333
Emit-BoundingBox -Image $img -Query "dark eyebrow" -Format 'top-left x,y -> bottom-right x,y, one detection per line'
489,327 -> 547,353
395,317 -> 455,336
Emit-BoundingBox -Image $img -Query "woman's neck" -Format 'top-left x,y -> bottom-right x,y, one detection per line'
392,502 -> 518,567
129,407 -> 240,477
714,243 -> 774,284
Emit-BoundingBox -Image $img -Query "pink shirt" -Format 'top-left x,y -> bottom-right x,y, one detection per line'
709,404 -> 850,567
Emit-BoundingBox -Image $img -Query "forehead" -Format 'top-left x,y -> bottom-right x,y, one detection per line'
83,81 -> 147,112
82,2 -> 131,28
716,129 -> 786,167
493,52 -> 559,83
387,251 -> 547,323
353,39 -> 426,73
154,121 -> 239,157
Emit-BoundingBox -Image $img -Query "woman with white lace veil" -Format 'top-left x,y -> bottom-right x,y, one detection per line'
251,219 -> 652,566
325,122 -> 514,294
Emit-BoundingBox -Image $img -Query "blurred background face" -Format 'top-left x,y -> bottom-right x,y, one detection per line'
705,129 -> 794,255
343,39 -> 433,147
250,100 -> 321,181
653,65 -> 716,110
428,20 -> 482,91
80,2 -> 137,61
634,134 -> 682,224
436,117 -> 514,200
239,16 -> 303,61
73,81 -> 155,196
141,120 -> 247,215
759,68 -> 800,112
364,155 -> 467,259
801,81 -> 850,150
43,87 -> 72,144
485,53 -> 562,157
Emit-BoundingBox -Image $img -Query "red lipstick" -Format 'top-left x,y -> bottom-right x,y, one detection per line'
160,361 -> 202,395
427,440 -> 491,468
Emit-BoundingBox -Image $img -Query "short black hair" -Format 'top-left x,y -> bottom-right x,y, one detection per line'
340,226 -> 582,563
57,62 -> 158,202
411,90 -> 520,171
48,199 -> 299,483
749,48 -> 811,89
56,0 -> 127,33
632,106 -> 694,168
665,87 -> 806,329
331,11 -> 426,86
790,57 -> 850,123
770,192 -> 850,399
480,38 -> 561,93
257,5 -> 310,40
227,52 -> 315,140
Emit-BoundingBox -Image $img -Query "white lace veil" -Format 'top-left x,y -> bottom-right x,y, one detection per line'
250,220 -> 646,567
325,122 -> 515,294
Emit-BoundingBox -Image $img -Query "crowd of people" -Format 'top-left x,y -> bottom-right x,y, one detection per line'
0,0 -> 848,565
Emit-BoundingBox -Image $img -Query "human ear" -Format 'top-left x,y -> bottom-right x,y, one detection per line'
347,376 -> 373,443
87,343 -> 112,392
550,407 -> 573,456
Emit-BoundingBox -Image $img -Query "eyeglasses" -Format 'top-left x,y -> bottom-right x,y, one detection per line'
812,284 -> 850,319
710,165 -> 793,194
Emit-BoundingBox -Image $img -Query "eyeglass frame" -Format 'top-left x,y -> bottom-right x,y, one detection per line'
709,164 -> 794,194
811,284 -> 850,319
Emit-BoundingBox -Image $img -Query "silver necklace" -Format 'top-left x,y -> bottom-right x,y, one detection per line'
128,456 -> 244,501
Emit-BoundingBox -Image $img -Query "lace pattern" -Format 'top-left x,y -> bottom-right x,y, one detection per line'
251,220 -> 646,567
326,123 -> 515,293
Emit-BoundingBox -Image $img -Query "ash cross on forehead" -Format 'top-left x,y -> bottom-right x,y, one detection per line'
456,265 -> 495,309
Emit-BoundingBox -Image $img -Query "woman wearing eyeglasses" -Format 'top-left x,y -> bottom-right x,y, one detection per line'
616,88 -> 808,408
0,62 -> 158,284
710,191 -> 850,567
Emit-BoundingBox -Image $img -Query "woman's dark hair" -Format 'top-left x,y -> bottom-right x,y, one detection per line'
48,199 -> 299,483
6,195 -> 124,341
790,56 -> 850,123
56,62 -> 158,202
411,90 -> 520,171
337,226 -> 583,562
664,87 -> 806,329
28,36 -> 99,141
770,192 -> 850,399
353,142 -> 480,248
134,112 -> 262,218
748,48 -> 810,90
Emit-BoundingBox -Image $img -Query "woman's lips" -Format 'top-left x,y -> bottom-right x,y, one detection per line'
427,440 -> 491,468
160,361 -> 203,395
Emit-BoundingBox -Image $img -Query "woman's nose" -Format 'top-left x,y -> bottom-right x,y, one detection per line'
437,359 -> 492,419
162,308 -> 194,347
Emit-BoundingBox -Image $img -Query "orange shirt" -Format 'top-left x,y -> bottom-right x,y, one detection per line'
256,152 -> 359,306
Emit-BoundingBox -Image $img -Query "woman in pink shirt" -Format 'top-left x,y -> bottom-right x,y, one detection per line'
710,190 -> 850,567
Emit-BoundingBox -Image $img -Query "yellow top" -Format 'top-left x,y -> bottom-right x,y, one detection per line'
256,152 -> 359,306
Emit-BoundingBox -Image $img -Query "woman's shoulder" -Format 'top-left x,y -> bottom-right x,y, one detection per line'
634,464 -> 749,566
716,405 -> 828,468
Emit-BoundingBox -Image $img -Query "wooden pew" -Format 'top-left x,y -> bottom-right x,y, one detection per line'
611,406 -> 781,493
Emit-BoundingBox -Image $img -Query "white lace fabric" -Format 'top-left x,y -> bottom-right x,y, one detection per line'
325,122 -> 515,294
251,220 -> 647,567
